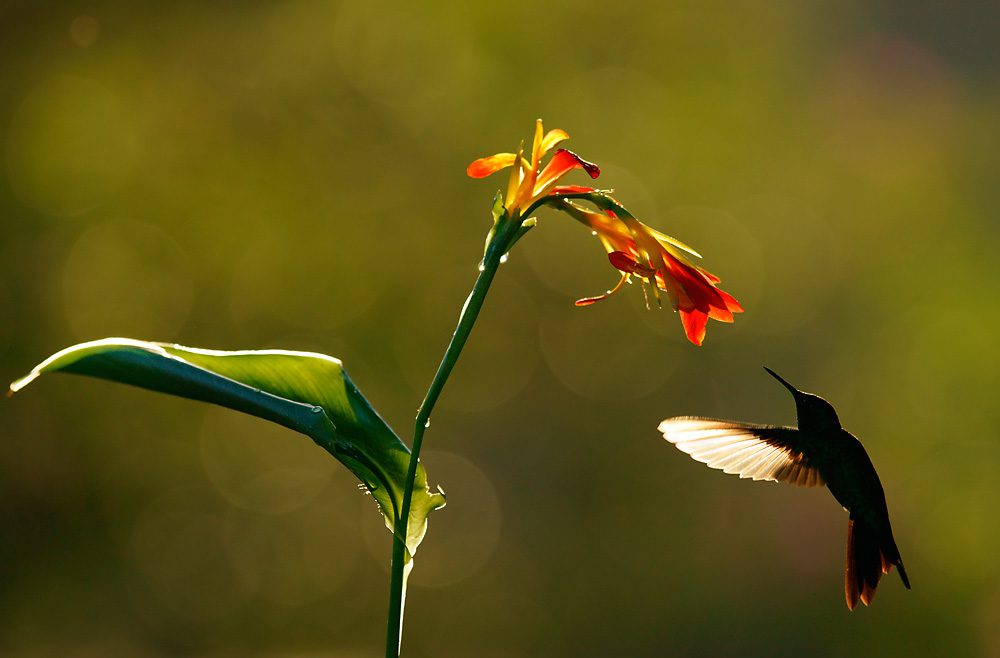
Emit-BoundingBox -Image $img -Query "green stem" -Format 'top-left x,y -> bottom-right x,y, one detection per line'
384,215 -> 522,657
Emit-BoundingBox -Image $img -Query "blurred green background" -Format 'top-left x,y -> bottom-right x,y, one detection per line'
2,1 -> 998,656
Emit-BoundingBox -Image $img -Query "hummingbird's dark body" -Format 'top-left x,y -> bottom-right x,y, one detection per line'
659,367 -> 910,609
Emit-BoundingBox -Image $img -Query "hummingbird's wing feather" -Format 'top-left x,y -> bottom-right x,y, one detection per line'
658,417 -> 825,488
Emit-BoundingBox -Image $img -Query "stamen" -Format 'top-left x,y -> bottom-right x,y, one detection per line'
647,275 -> 662,308
575,272 -> 628,306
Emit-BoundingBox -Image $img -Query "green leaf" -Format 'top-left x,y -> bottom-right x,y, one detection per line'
9,338 -> 446,559
480,191 -> 508,259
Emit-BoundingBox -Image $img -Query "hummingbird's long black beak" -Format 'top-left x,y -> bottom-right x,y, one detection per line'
764,367 -> 800,396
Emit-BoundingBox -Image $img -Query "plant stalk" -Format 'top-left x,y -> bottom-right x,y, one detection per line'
384,214 -> 522,657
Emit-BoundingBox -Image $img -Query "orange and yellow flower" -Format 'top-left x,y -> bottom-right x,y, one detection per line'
467,120 -> 742,346
467,119 -> 600,217
557,200 -> 743,346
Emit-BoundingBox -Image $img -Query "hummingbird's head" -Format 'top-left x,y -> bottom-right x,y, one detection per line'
763,367 -> 842,430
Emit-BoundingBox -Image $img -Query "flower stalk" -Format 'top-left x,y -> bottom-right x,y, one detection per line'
385,202 -> 526,658
385,118 -> 742,655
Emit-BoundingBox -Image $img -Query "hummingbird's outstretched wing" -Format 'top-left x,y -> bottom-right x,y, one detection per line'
658,417 -> 825,488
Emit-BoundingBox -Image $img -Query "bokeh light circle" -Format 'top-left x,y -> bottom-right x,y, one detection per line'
540,300 -> 677,402
6,75 -> 134,217
62,219 -> 194,340
128,487 -> 248,622
225,485 -> 363,605
200,407 -> 338,514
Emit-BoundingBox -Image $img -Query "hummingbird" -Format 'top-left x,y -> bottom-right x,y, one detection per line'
658,367 -> 910,610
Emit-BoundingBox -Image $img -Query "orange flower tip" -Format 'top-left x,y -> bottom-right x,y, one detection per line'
708,308 -> 735,323
702,270 -> 722,284
682,320 -> 707,346
467,153 -> 515,178
679,308 -> 712,346
466,160 -> 492,178
574,298 -> 600,307
558,149 -> 600,178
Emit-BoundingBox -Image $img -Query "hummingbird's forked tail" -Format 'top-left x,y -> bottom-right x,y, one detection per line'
845,516 -> 910,610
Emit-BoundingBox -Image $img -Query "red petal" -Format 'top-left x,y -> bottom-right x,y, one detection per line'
609,251 -> 657,277
655,254 -> 742,340
665,261 -> 728,314
717,288 -> 744,314
549,185 -> 597,195
689,265 -> 742,314
535,149 -> 600,191
680,308 -> 709,346
559,149 -> 601,179
467,153 -> 516,178
707,306 -> 734,323
701,269 -> 722,285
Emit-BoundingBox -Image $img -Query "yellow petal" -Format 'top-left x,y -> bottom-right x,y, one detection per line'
531,119 -> 544,172
540,128 -> 569,155
506,141 -> 526,211
647,227 -> 703,260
